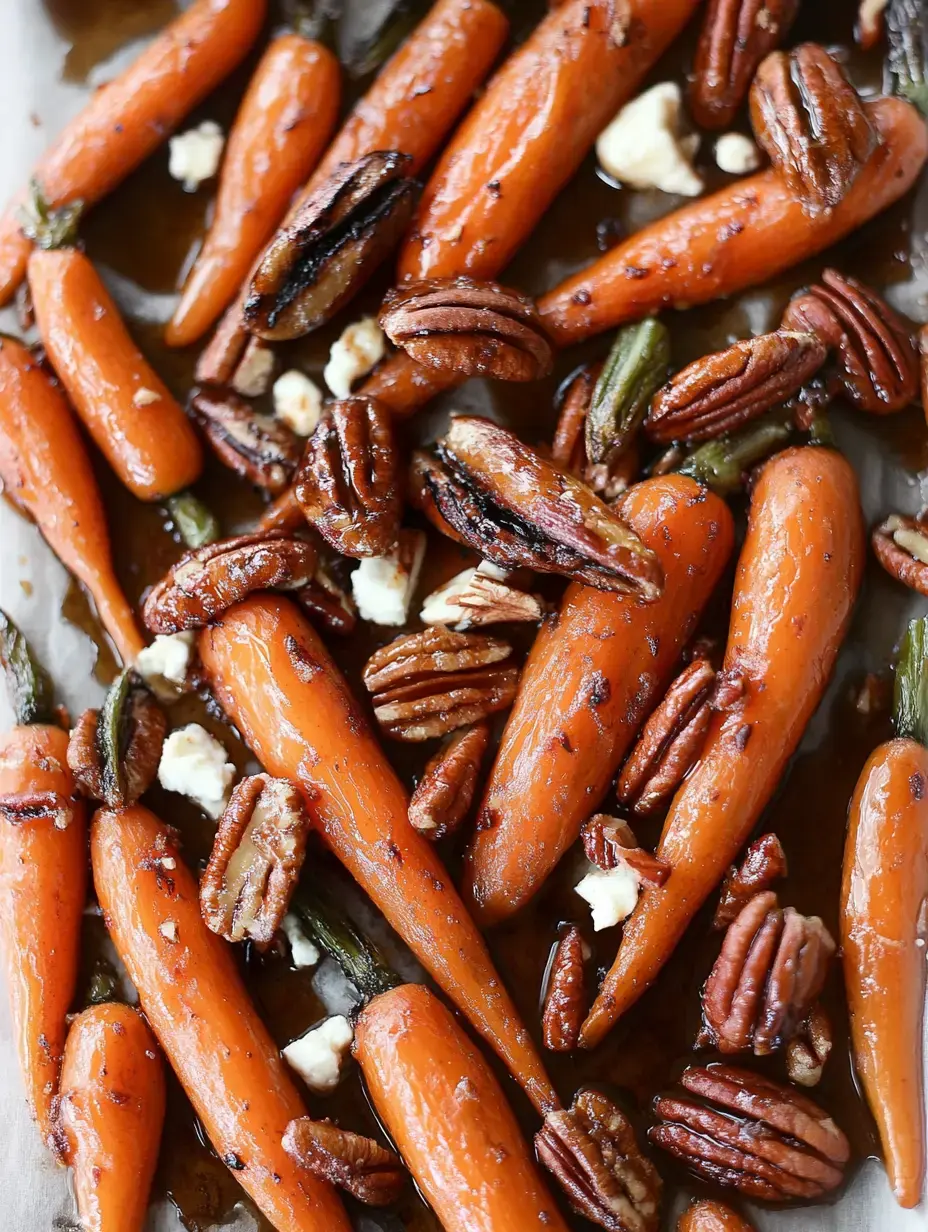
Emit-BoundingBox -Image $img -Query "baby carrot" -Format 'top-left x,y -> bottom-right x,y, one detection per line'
55,1003 -> 166,1232
581,447 -> 864,1048
463,475 -> 734,926
0,0 -> 267,305
167,35 -> 341,348
199,594 -> 559,1116
29,248 -> 203,503
0,337 -> 145,665
90,805 -> 352,1232
539,96 -> 928,347
678,1200 -> 755,1232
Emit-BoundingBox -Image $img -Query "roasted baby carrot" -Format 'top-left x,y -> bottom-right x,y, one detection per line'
29,248 -> 203,503
463,475 -> 734,926
0,0 -> 266,305
199,594 -> 559,1115
90,805 -> 352,1232
678,1200 -> 755,1232
0,338 -> 145,665
167,35 -> 342,348
581,447 -> 864,1048
55,1003 -> 165,1232
539,96 -> 928,347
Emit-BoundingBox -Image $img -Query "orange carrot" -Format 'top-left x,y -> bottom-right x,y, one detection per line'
29,248 -> 203,502
0,338 -> 145,665
199,594 -> 558,1115
463,475 -> 734,926
55,1003 -> 166,1232
678,1200 -> 756,1232
581,447 -> 864,1048
90,805 -> 352,1232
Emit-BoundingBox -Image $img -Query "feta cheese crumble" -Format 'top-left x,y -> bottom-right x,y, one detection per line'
352,530 -> 426,626
714,132 -> 762,176
133,387 -> 161,407
273,370 -> 324,436
596,82 -> 703,197
575,863 -> 641,931
282,1015 -> 353,1093
324,318 -> 386,399
231,340 -> 275,398
168,121 -> 225,191
157,724 -> 236,819
282,913 -> 321,970
136,631 -> 195,690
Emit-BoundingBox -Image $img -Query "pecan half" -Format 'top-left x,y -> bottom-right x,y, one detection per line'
190,390 -> 303,493
536,1089 -> 662,1232
143,532 -> 316,634
297,563 -> 357,637
362,626 -> 519,742
283,1117 -> 406,1206
646,333 -> 826,445
408,721 -> 490,838
678,1199 -> 756,1232
245,151 -> 418,341
380,276 -> 553,382
542,924 -> 587,1052
581,816 -> 671,887
872,513 -> 928,594
420,565 -> 547,629
294,397 -> 401,558
200,774 -> 310,950
68,671 -> 166,808
714,834 -> 788,929
786,1002 -> 833,1087
749,44 -> 879,213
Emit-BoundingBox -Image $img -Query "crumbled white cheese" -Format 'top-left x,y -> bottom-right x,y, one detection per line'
715,132 -> 761,176
136,631 -> 195,689
133,387 -> 161,408
351,530 -> 426,626
232,340 -> 275,398
157,724 -> 236,819
168,121 -> 225,191
283,913 -> 320,970
575,863 -> 640,931
324,318 -> 386,399
283,1015 -> 353,1093
159,920 -> 178,943
273,370 -> 324,436
596,82 -> 703,197
420,560 -> 511,627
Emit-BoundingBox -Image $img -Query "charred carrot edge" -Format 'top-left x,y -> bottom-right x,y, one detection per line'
55,1003 -> 166,1232
354,984 -> 570,1232
0,725 -> 86,1148
463,475 -> 734,926
580,447 -> 865,1048
0,338 -> 145,665
198,594 -> 559,1116
0,0 -> 267,305
677,1199 -> 756,1232
29,248 -> 203,503
90,805 -> 352,1232
539,96 -> 928,347
167,35 -> 342,348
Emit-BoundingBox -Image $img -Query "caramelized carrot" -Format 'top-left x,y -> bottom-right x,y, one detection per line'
581,447 -> 864,1048
539,96 -> 928,347
0,0 -> 266,305
463,475 -> 734,926
0,338 -> 145,665
199,595 -> 558,1115
56,1004 -> 165,1232
90,805 -> 352,1232
0,725 -> 86,1148
678,1200 -> 755,1232
29,248 -> 203,502
167,36 -> 341,348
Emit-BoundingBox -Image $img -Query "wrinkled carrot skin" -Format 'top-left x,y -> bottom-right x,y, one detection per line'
0,725 -> 86,1148
91,806 -> 351,1232
56,1004 -> 165,1232
841,738 -> 928,1209
355,984 -> 570,1232
581,448 -> 864,1048
199,595 -> 558,1116
29,248 -> 203,502
0,0 -> 266,306
463,476 -> 734,926
167,36 -> 341,348
678,1200 -> 755,1232
0,338 -> 145,665
540,97 -> 928,346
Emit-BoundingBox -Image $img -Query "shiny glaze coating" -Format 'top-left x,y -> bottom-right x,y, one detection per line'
678,1199 -> 755,1231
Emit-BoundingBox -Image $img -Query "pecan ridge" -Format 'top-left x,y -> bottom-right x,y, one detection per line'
408,721 -> 490,838
283,1116 -> 406,1206
541,924 -> 588,1052
190,389 -> 303,494
714,833 -> 788,929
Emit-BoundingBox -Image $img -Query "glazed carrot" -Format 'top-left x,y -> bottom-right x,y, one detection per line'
29,248 -> 203,502
539,96 -> 928,347
0,0 -> 266,305
56,1004 -> 165,1232
0,338 -> 145,665
581,447 -> 865,1048
199,594 -> 558,1115
678,1200 -> 755,1232
167,36 -> 342,348
90,805 -> 352,1232
463,475 -> 734,926
354,984 -> 570,1232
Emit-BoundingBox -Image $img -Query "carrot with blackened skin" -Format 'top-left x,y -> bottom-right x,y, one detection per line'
0,0 -> 266,305
463,476 -> 734,926
581,448 -> 864,1048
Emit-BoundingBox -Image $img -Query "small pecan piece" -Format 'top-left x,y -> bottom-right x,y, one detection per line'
283,1117 -> 406,1206
786,1002 -> 833,1087
536,1089 -> 662,1232
200,774 -> 310,950
420,565 -> 547,629
581,816 -> 671,887
68,670 -> 166,808
143,532 -> 316,634
408,721 -> 490,838
678,1199 -> 755,1232
714,833 -> 788,929
541,924 -> 588,1052
872,513 -> 928,595
190,390 -> 303,493
294,397 -> 401,558
297,563 -> 358,637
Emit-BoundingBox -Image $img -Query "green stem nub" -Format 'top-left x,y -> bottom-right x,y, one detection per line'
587,317 -> 670,466
677,407 -> 794,496
166,491 -> 220,550
341,1 -> 428,77
17,179 -> 83,251
0,609 -> 54,727
894,616 -> 928,745
294,883 -> 400,1002
886,0 -> 928,117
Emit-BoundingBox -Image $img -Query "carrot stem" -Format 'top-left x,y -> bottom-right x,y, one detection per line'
894,615 -> 928,744
294,884 -> 399,1000
0,609 -> 54,727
